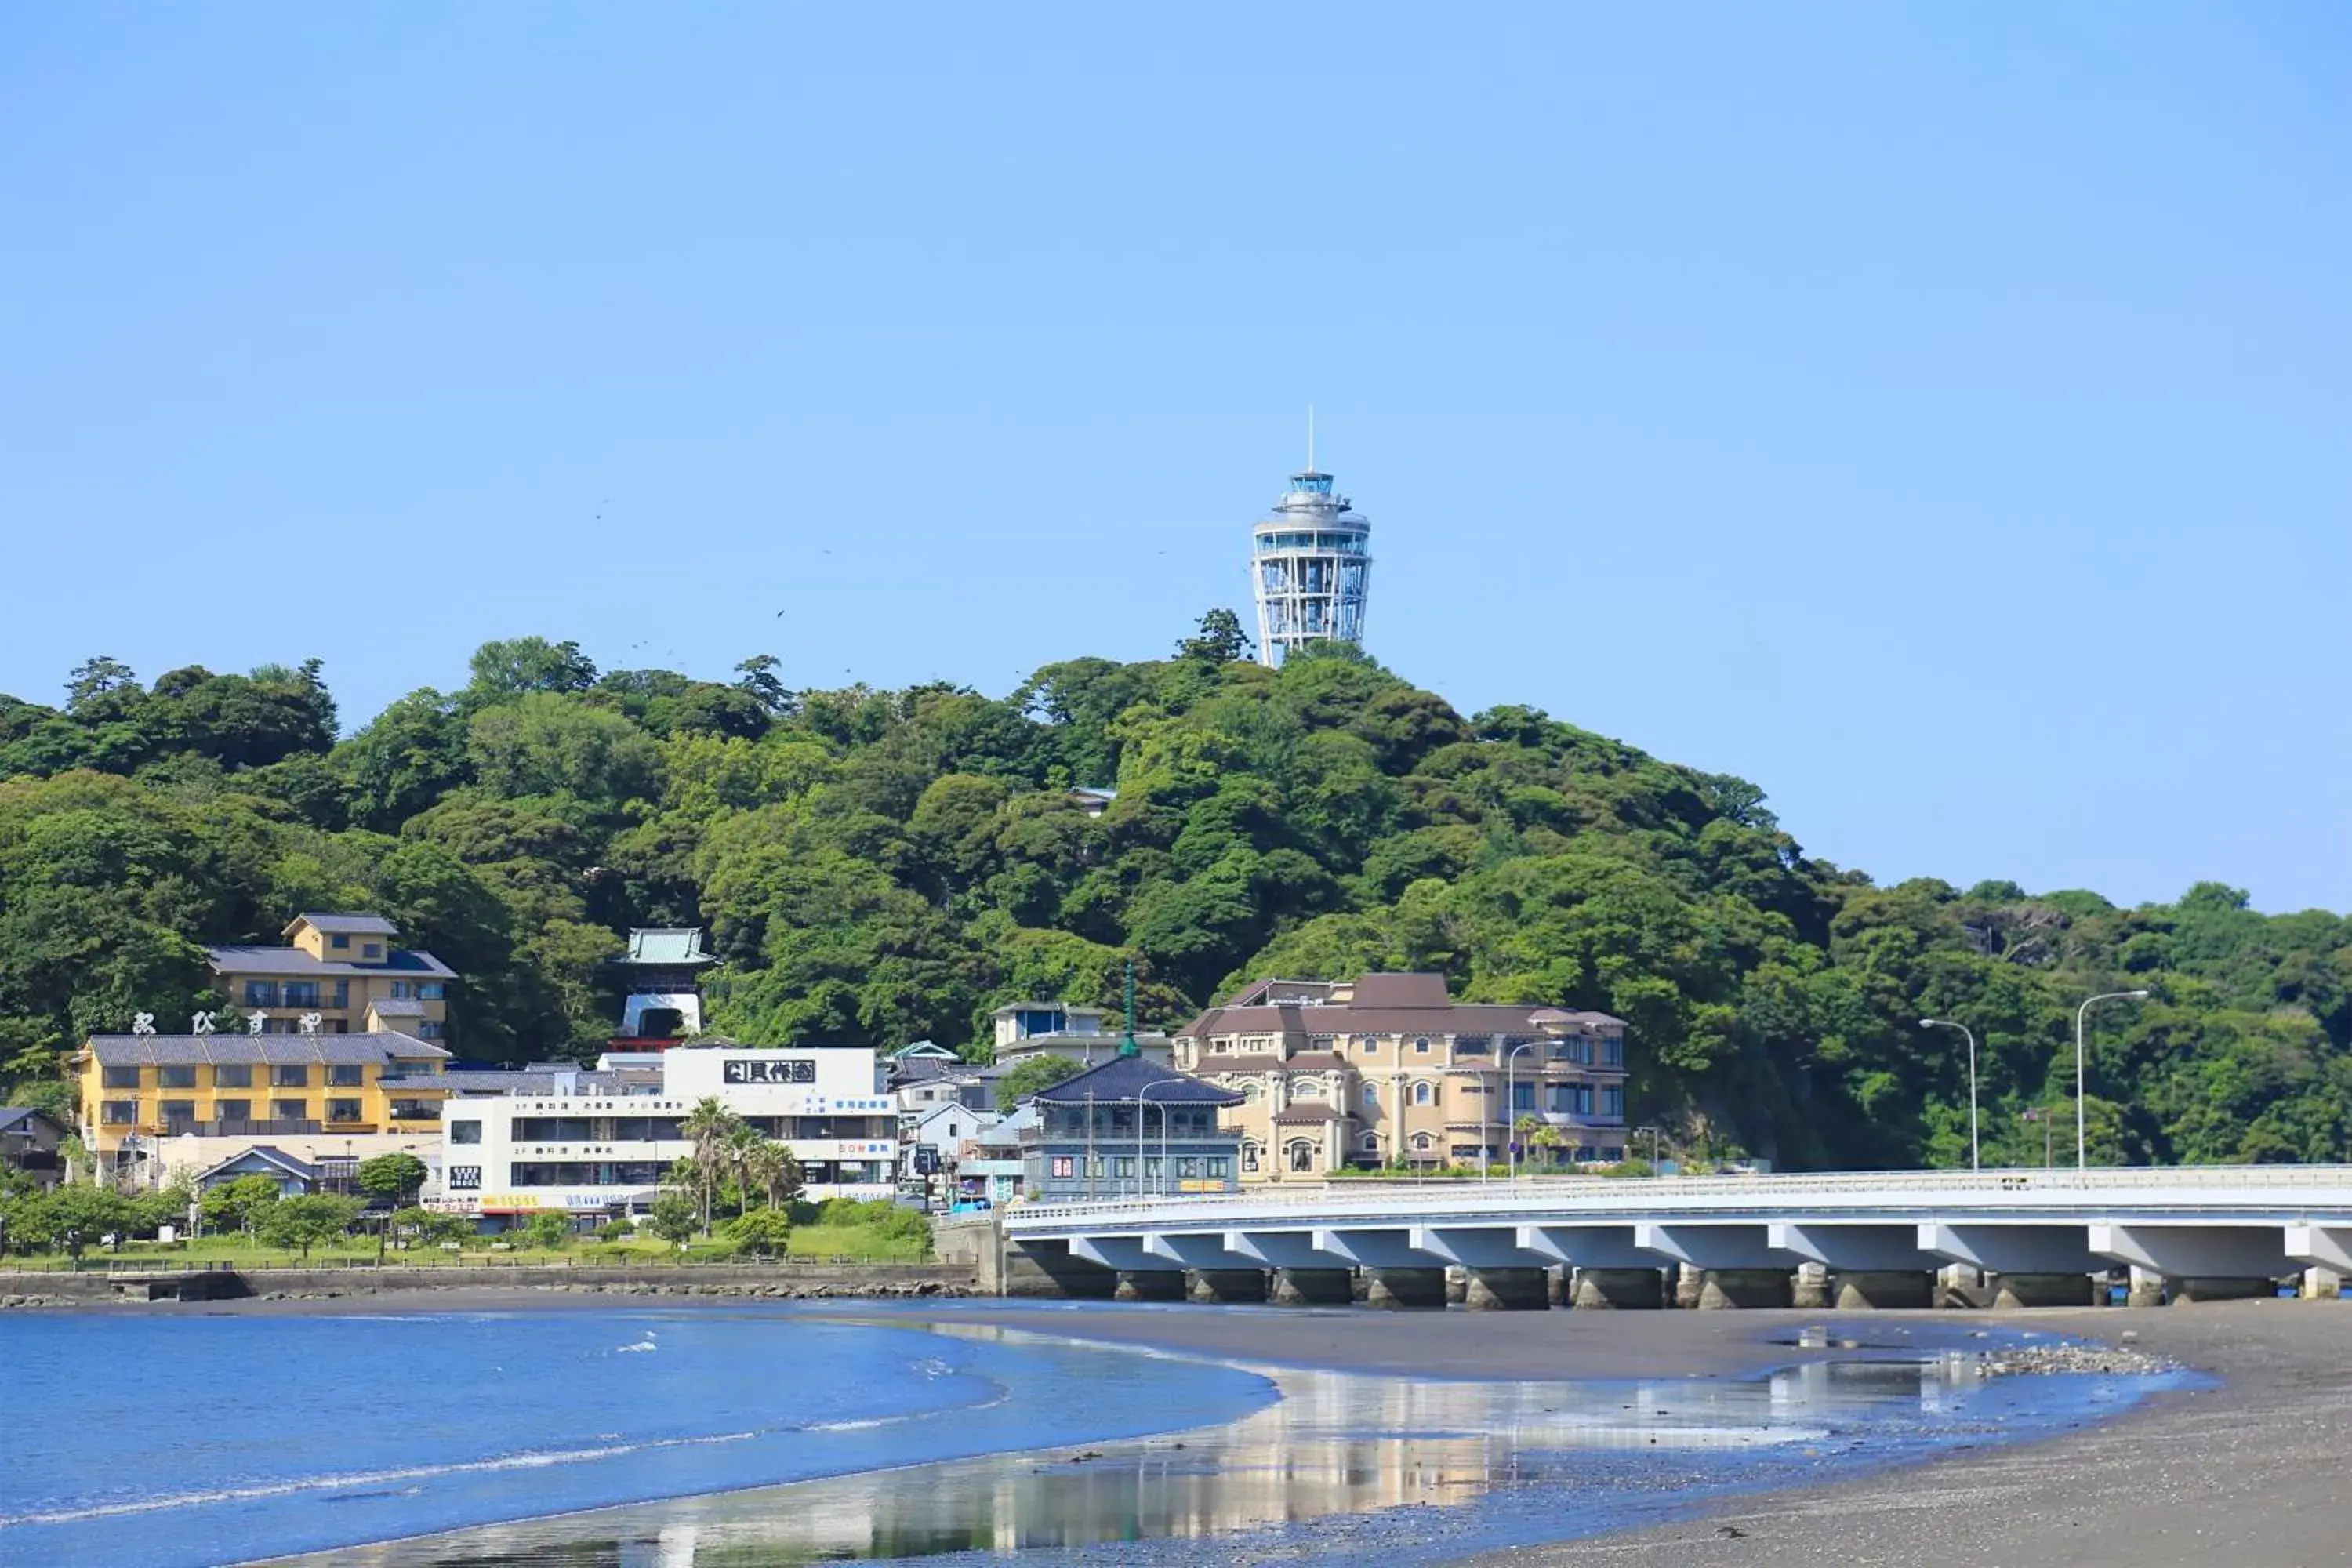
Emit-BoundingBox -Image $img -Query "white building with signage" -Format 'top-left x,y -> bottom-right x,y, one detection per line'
438,1045 -> 895,1225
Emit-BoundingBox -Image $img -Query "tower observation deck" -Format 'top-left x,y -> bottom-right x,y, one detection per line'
1250,467 -> 1373,668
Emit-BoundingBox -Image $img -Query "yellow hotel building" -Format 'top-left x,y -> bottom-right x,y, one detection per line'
73,1031 -> 454,1158
207,913 -> 453,1040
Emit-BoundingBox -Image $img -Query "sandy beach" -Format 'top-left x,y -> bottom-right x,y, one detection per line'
87,1288 -> 2352,1565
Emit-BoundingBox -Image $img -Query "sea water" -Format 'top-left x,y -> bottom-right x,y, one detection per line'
0,1307 -> 1274,1566
0,1305 -> 2181,1568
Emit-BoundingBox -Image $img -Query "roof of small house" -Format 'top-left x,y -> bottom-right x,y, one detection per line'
1026,1055 -> 1241,1108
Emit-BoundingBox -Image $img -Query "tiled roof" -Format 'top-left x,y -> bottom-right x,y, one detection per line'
288,913 -> 400,938
1182,993 -> 1624,1040
1193,1052 -> 1348,1074
1029,1055 -> 1242,1108
0,1108 -> 64,1138
1271,1104 -> 1352,1124
82,1033 -> 452,1066
619,927 -> 714,965
197,1145 -> 318,1183
208,946 -> 457,979
366,997 -> 429,1017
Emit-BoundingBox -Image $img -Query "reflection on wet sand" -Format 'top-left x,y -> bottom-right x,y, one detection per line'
301,1334 -> 1989,1568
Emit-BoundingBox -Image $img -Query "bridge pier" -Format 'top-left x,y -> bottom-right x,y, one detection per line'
1791,1263 -> 1832,1309
1993,1272 -> 2096,1309
2093,1224 -> 2288,1308
1365,1267 -> 1449,1310
2168,1276 -> 2277,1305
1571,1267 -> 1664,1309
1188,1269 -> 1268,1305
1270,1267 -> 1355,1306
1115,1269 -> 1188,1302
1698,1269 -> 1794,1310
2303,1267 -> 2342,1300
1464,1267 -> 1549,1311
1833,1270 -> 1934,1310
1008,1240 -> 1119,1298
1672,1263 -> 1704,1309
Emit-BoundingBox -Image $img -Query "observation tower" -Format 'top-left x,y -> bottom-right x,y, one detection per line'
1250,454 -> 1373,668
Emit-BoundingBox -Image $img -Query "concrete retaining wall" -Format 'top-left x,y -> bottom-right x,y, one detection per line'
0,1261 -> 975,1306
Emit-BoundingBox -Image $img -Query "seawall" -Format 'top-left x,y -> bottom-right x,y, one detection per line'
0,1261 -> 978,1307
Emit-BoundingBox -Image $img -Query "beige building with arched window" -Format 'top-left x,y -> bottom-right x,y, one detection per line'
1171,972 -> 1628,1182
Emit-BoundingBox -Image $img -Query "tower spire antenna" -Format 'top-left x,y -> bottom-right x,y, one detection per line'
1307,405 -> 1316,472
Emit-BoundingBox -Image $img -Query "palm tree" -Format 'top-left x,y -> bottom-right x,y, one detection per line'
680,1098 -> 741,1236
1530,1122 -> 1565,1170
1513,1115 -> 1544,1173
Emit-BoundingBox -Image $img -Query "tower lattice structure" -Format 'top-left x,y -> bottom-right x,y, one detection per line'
1250,466 -> 1373,667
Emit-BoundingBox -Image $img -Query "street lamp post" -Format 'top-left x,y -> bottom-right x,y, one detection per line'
1138,1080 -> 1181,1196
1503,1043 -> 1539,1182
2074,990 -> 2151,1169
1919,1018 -> 1980,1171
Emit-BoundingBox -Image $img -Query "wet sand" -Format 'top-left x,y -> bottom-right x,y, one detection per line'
1476,1299 -> 2352,1568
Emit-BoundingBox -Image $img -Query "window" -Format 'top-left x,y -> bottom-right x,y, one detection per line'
419,982 -> 444,1000
214,1065 -> 251,1088
1358,1131 -> 1379,1152
447,1165 -> 481,1189
157,1065 -> 196,1089
1241,1142 -> 1260,1173
362,942 -> 383,960
331,933 -> 350,949
1602,1085 -> 1625,1117
1286,1141 -> 1315,1173
328,1099 -> 363,1123
1291,1078 -> 1324,1099
1512,1083 -> 1534,1112
328,1064 -> 365,1087
244,980 -> 279,1007
161,1100 -> 196,1126
1412,1081 -> 1433,1106
418,1022 -> 444,1040
1410,1132 -> 1433,1152
332,980 -> 349,1007
1050,1156 -> 1075,1179
273,1065 -> 310,1087
215,1099 -> 250,1122
450,1120 -> 482,1145
102,1065 -> 140,1089
1205,1157 -> 1229,1179
1602,1036 -> 1624,1068
1414,1038 -> 1431,1054
283,982 -> 320,1007
273,1099 -> 308,1120
392,981 -> 416,999
1112,1156 -> 1135,1179
102,1101 -> 139,1125
1361,1082 -> 1378,1106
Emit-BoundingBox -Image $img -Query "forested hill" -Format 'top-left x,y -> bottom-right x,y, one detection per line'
1,633 -> 2346,1171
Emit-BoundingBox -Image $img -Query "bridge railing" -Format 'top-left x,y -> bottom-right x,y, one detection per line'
1005,1164 -> 2352,1229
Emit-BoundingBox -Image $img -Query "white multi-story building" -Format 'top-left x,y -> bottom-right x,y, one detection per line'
438,1046 -> 895,1224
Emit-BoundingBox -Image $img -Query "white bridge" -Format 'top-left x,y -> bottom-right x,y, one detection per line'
998,1166 -> 2352,1308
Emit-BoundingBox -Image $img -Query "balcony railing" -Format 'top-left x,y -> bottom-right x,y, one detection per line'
154,1118 -> 325,1138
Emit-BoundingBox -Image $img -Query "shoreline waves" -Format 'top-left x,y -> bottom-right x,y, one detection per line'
20,1289 -> 2324,1566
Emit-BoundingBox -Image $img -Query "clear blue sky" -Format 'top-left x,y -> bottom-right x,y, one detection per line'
2,5 -> 2346,913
